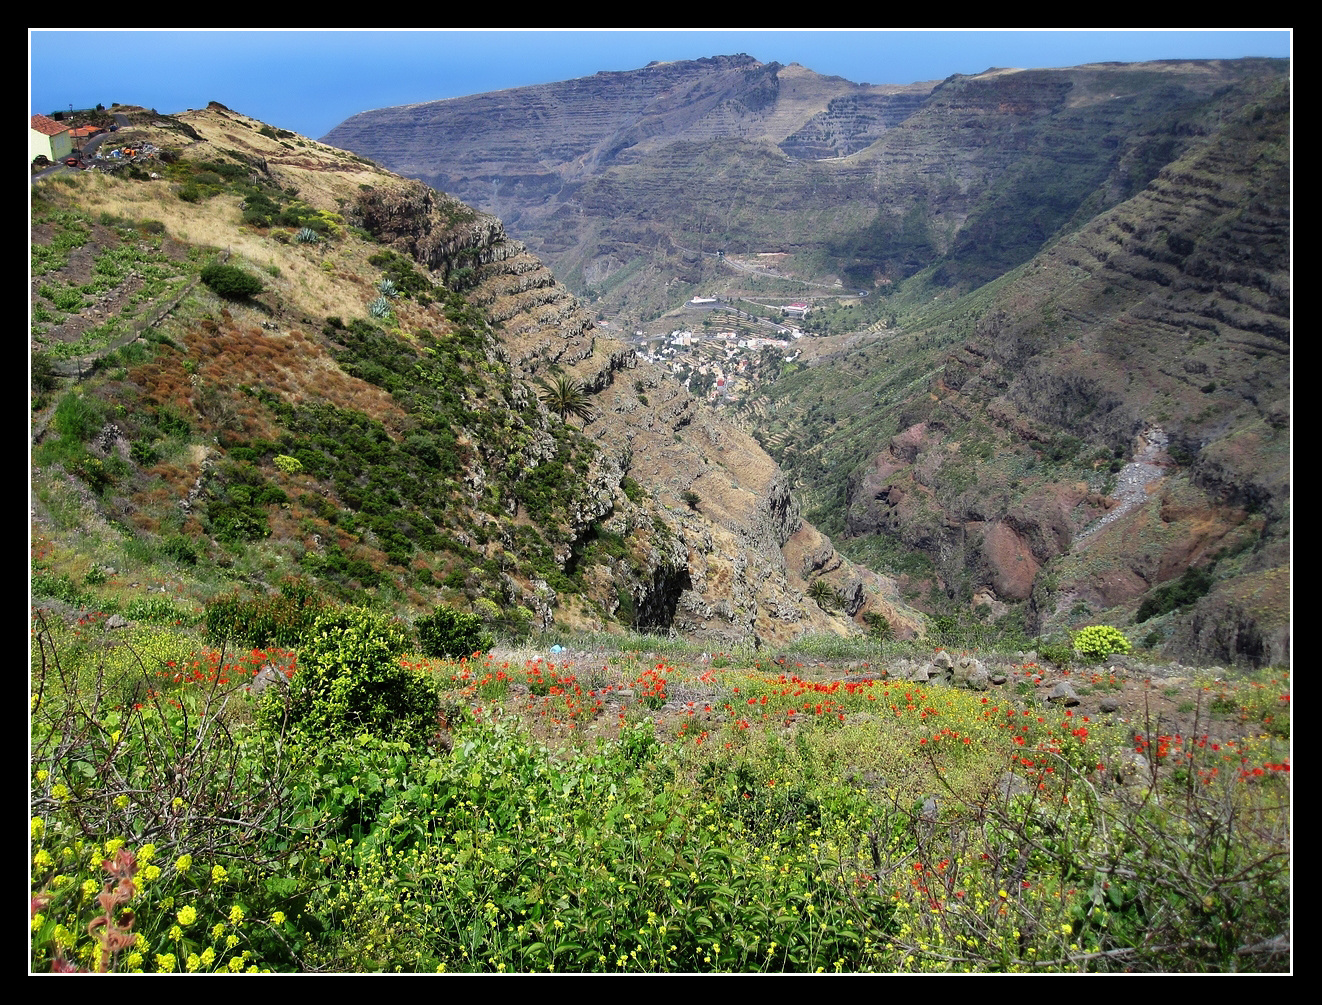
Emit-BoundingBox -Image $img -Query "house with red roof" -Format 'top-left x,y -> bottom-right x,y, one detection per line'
30,114 -> 72,163
69,124 -> 100,147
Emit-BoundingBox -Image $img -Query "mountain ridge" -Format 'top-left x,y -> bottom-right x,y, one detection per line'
322,55 -> 1290,666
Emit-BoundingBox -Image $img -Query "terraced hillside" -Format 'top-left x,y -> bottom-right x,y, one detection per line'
750,77 -> 1290,666
31,103 -> 923,647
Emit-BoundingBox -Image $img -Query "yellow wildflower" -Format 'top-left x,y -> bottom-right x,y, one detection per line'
177,905 -> 197,927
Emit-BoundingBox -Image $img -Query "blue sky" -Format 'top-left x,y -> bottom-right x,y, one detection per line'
30,30 -> 1291,140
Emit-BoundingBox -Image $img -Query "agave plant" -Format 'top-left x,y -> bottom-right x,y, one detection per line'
294,227 -> 319,244
377,278 -> 398,298
536,375 -> 594,423
368,296 -> 393,319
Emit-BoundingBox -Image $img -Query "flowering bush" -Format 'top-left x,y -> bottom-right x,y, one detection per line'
30,838 -> 270,973
1072,625 -> 1131,662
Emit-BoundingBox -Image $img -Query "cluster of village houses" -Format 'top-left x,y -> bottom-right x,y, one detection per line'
632,310 -> 810,401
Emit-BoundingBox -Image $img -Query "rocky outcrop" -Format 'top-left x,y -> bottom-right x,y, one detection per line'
351,183 -> 503,280
1166,566 -> 1289,669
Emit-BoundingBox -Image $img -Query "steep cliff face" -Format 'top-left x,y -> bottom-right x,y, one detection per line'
347,179 -> 919,644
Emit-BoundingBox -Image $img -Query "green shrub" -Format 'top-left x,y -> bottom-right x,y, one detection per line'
31,571 -> 89,606
501,604 -> 536,638
52,392 -> 102,441
367,249 -> 434,300
32,352 -> 58,395
203,578 -> 324,648
416,605 -> 492,659
1073,625 -> 1132,663
160,534 -> 199,566
265,605 -> 437,746
471,597 -> 502,625
130,440 -> 160,466
40,284 -> 85,312
807,579 -> 837,610
200,262 -> 264,299
123,595 -> 196,625
1136,566 -> 1215,622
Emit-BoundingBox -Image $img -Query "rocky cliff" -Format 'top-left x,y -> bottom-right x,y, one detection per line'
346,178 -> 919,644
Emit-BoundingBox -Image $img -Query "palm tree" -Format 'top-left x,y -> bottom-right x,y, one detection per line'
537,375 -> 594,423
807,579 -> 837,611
